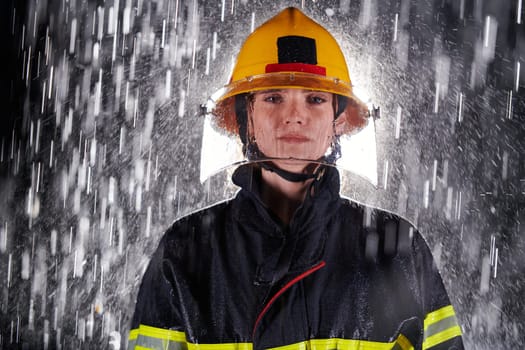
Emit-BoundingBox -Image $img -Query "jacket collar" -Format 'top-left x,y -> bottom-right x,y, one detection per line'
231,164 -> 342,285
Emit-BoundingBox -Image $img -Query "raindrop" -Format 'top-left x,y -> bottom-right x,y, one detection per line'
394,106 -> 402,139
445,187 -> 453,220
178,89 -> 186,117
94,69 -> 103,116
250,12 -> 255,33
515,61 -> 520,92
7,253 -> 13,288
393,13 -> 398,42
50,229 -> 57,256
433,82 -> 440,113
41,81 -> 46,114
423,179 -> 430,208
165,69 -> 172,98
212,32 -> 217,60
0,222 -> 7,253
48,65 -> 54,100
123,6 -> 132,35
161,19 -> 166,48
383,160 -> 389,190
205,48 -> 210,76
146,206 -> 152,237
493,248 -> 499,279
135,185 -> 142,212
518,0 -> 523,24
502,151 -> 508,180
432,159 -> 437,191
26,46 -> 31,86
490,235 -> 497,266
43,320 -> 49,349
480,255 -> 491,294
506,90 -> 513,119
49,140 -> 54,168
457,92 -> 464,122
191,39 -> 197,69
108,177 -> 116,205
21,250 -> 30,280
69,18 -> 77,54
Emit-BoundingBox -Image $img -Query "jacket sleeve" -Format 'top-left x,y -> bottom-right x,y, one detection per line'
128,235 -> 188,349
412,227 -> 464,350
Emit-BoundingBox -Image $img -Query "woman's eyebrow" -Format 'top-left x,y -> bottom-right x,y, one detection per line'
302,89 -> 330,94
257,89 -> 283,94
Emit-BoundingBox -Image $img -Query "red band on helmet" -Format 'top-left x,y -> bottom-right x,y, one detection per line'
265,63 -> 327,76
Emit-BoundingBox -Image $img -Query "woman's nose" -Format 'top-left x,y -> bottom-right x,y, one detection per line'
284,100 -> 306,124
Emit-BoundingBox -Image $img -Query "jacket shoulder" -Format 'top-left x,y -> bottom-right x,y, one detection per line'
162,200 -> 233,247
167,200 -> 232,231
338,198 -> 421,258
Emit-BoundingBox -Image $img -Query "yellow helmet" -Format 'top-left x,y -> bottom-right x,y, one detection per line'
211,7 -> 369,136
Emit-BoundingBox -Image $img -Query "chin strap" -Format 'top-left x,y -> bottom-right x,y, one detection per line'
259,162 -> 316,182
245,134 -> 328,183
259,161 -> 327,183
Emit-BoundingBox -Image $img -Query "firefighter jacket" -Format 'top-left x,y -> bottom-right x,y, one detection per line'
129,164 -> 464,350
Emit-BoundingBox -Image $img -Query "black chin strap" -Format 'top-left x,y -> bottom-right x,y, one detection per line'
259,161 -> 326,183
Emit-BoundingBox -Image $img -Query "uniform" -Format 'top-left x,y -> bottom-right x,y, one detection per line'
129,165 -> 463,350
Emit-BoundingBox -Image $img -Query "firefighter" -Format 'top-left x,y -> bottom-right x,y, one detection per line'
129,7 -> 464,350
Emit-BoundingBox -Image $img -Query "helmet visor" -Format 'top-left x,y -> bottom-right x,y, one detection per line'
199,109 -> 378,187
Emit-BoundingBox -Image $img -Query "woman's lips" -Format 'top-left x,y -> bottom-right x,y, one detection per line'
278,134 -> 310,143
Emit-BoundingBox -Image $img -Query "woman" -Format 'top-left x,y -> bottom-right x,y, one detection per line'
129,7 -> 464,350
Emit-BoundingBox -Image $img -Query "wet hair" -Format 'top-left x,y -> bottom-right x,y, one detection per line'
234,93 -> 251,146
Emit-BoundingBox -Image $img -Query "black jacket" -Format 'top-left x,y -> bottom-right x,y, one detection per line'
129,165 -> 463,350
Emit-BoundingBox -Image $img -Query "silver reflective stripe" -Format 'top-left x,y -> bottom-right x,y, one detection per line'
424,315 -> 458,340
128,338 -> 136,349
135,334 -> 188,350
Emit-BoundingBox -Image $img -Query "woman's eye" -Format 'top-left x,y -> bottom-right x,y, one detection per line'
308,95 -> 327,104
263,95 -> 283,104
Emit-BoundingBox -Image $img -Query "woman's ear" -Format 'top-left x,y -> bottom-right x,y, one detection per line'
334,109 -> 348,136
334,102 -> 369,135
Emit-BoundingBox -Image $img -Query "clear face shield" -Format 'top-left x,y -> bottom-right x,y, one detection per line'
200,82 -> 378,189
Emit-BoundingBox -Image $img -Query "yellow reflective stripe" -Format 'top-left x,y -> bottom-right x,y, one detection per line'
187,344 -> 252,350
395,334 -> 415,350
128,325 -> 414,350
423,305 -> 462,349
269,334 -> 414,350
129,329 -> 139,340
128,324 -> 252,350
137,324 -> 187,341
424,305 -> 456,327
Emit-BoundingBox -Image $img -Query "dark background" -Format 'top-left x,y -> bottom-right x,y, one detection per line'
1,0 -> 524,348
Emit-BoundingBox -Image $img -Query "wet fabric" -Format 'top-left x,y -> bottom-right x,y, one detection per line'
129,165 -> 463,350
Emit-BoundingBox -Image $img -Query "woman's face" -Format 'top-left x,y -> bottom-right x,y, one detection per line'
249,88 -> 335,173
